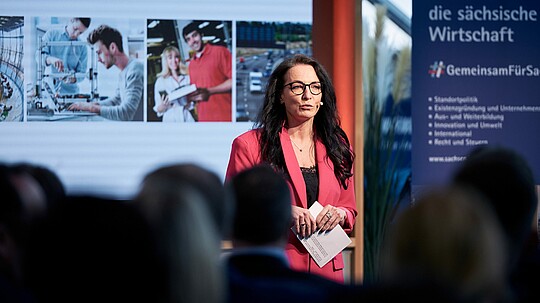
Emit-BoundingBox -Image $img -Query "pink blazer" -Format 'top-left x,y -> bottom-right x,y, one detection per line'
226,127 -> 357,283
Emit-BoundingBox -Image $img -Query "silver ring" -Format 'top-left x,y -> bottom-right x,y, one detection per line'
326,212 -> 332,219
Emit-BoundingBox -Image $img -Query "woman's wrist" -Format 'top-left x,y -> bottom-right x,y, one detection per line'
336,207 -> 347,225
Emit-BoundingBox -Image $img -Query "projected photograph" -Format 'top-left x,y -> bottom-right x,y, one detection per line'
235,21 -> 312,122
147,19 -> 232,122
0,16 -> 24,122
27,17 -> 145,121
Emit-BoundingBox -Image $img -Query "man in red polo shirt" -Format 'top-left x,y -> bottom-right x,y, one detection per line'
183,22 -> 232,122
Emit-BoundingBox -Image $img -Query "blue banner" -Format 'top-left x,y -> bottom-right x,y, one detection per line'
412,0 -> 540,188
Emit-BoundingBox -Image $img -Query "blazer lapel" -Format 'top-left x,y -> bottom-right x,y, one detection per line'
280,127 -> 307,207
315,139 -> 333,204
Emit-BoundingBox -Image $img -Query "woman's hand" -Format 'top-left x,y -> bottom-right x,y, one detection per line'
316,205 -> 346,232
291,205 -> 316,238
157,94 -> 172,113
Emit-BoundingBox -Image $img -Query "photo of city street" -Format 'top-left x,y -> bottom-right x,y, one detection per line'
235,21 -> 312,122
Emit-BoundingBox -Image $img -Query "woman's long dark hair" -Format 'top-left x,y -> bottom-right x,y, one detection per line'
255,54 -> 354,188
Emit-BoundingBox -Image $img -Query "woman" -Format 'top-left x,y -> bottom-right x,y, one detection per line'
226,54 -> 356,282
153,46 -> 196,122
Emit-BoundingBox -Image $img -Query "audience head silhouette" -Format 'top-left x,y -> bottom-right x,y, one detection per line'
135,164 -> 225,303
0,163 -> 48,288
137,163 -> 233,238
452,146 -> 537,269
229,164 -> 291,247
10,163 -> 65,210
0,164 -> 27,285
382,186 -> 508,303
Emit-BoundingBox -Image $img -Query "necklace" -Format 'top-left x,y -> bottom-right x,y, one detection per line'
291,139 -> 309,152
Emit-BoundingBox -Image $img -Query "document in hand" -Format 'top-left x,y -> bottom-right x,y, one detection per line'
292,201 -> 352,268
169,84 -> 197,103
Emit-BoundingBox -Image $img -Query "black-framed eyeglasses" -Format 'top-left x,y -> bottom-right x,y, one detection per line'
284,81 -> 322,95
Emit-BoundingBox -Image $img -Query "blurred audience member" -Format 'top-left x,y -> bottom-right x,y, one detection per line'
4,167 -> 47,224
226,164 -> 349,303
24,196 -> 160,303
136,163 -> 233,238
10,163 -> 65,209
452,146 -> 539,302
0,165 -> 37,302
135,164 -> 226,303
381,186 -> 509,303
0,164 -> 48,282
